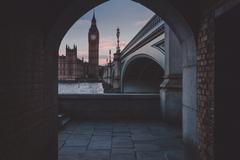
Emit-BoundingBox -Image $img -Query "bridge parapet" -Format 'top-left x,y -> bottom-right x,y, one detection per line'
58,94 -> 161,121
121,15 -> 164,57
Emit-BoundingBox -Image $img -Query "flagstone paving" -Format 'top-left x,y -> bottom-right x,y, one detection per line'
58,121 -> 184,160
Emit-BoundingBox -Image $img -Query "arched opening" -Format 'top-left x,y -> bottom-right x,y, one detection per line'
4,0 -> 240,159
122,56 -> 164,93
44,0 -> 198,159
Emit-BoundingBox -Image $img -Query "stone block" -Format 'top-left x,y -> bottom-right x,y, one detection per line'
88,136 -> 112,150
113,132 -> 131,137
132,134 -> 160,141
59,146 -> 86,155
183,66 -> 197,110
136,151 -> 165,160
78,150 -> 110,160
182,36 -> 197,67
164,150 -> 185,160
112,137 -> 133,148
182,105 -> 197,146
111,150 -> 136,160
160,88 -> 182,124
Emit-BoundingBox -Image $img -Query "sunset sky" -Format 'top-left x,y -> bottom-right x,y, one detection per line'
59,0 -> 154,65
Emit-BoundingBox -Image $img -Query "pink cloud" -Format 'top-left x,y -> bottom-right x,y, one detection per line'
99,37 -> 128,51
99,37 -> 115,51
99,58 -> 108,65
134,20 -> 148,27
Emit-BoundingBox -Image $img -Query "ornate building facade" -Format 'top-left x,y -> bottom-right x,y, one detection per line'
58,45 -> 88,81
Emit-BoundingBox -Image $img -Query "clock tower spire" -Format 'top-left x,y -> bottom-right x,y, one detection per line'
88,9 -> 99,79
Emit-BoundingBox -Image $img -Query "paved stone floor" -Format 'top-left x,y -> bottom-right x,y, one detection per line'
58,121 -> 184,160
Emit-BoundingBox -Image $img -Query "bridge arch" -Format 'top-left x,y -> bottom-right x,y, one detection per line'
121,54 -> 164,93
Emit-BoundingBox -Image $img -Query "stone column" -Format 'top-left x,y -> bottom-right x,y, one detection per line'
160,24 -> 182,124
112,52 -> 121,92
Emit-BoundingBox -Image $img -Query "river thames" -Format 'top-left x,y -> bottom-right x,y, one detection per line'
58,82 -> 104,94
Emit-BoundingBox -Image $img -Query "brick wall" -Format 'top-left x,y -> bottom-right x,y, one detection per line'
197,9 -> 215,160
197,1 -> 240,159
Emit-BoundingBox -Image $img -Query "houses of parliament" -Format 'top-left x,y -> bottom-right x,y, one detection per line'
58,11 -> 101,81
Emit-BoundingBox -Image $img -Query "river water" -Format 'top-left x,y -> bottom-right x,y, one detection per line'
58,82 -> 104,94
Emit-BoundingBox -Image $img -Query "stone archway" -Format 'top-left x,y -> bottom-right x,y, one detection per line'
45,0 -> 198,157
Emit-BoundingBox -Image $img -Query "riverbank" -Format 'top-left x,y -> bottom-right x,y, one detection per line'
58,82 -> 104,94
58,79 -> 102,83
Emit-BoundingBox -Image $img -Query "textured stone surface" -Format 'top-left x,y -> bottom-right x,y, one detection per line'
58,121 -> 185,160
197,6 -> 216,160
111,150 -> 136,160
136,152 -> 165,160
78,150 -> 110,160
88,136 -> 112,149
112,137 -> 133,148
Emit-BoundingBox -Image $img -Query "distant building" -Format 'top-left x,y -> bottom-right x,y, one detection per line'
58,10 -> 101,81
58,45 -> 87,81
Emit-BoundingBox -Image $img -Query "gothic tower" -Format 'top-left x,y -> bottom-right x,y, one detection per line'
88,10 -> 99,78
66,44 -> 77,80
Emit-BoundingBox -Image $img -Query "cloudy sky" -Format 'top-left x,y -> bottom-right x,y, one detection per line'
59,0 -> 154,65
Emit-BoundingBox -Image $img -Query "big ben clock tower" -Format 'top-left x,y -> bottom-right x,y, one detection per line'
88,10 -> 99,79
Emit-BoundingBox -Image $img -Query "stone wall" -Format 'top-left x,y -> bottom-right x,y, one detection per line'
58,94 -> 161,121
0,26 -> 58,160
160,24 -> 182,125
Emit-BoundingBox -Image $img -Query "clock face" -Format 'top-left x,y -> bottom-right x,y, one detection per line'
90,34 -> 97,40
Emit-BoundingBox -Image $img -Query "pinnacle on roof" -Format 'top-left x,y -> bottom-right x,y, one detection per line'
91,9 -> 96,24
